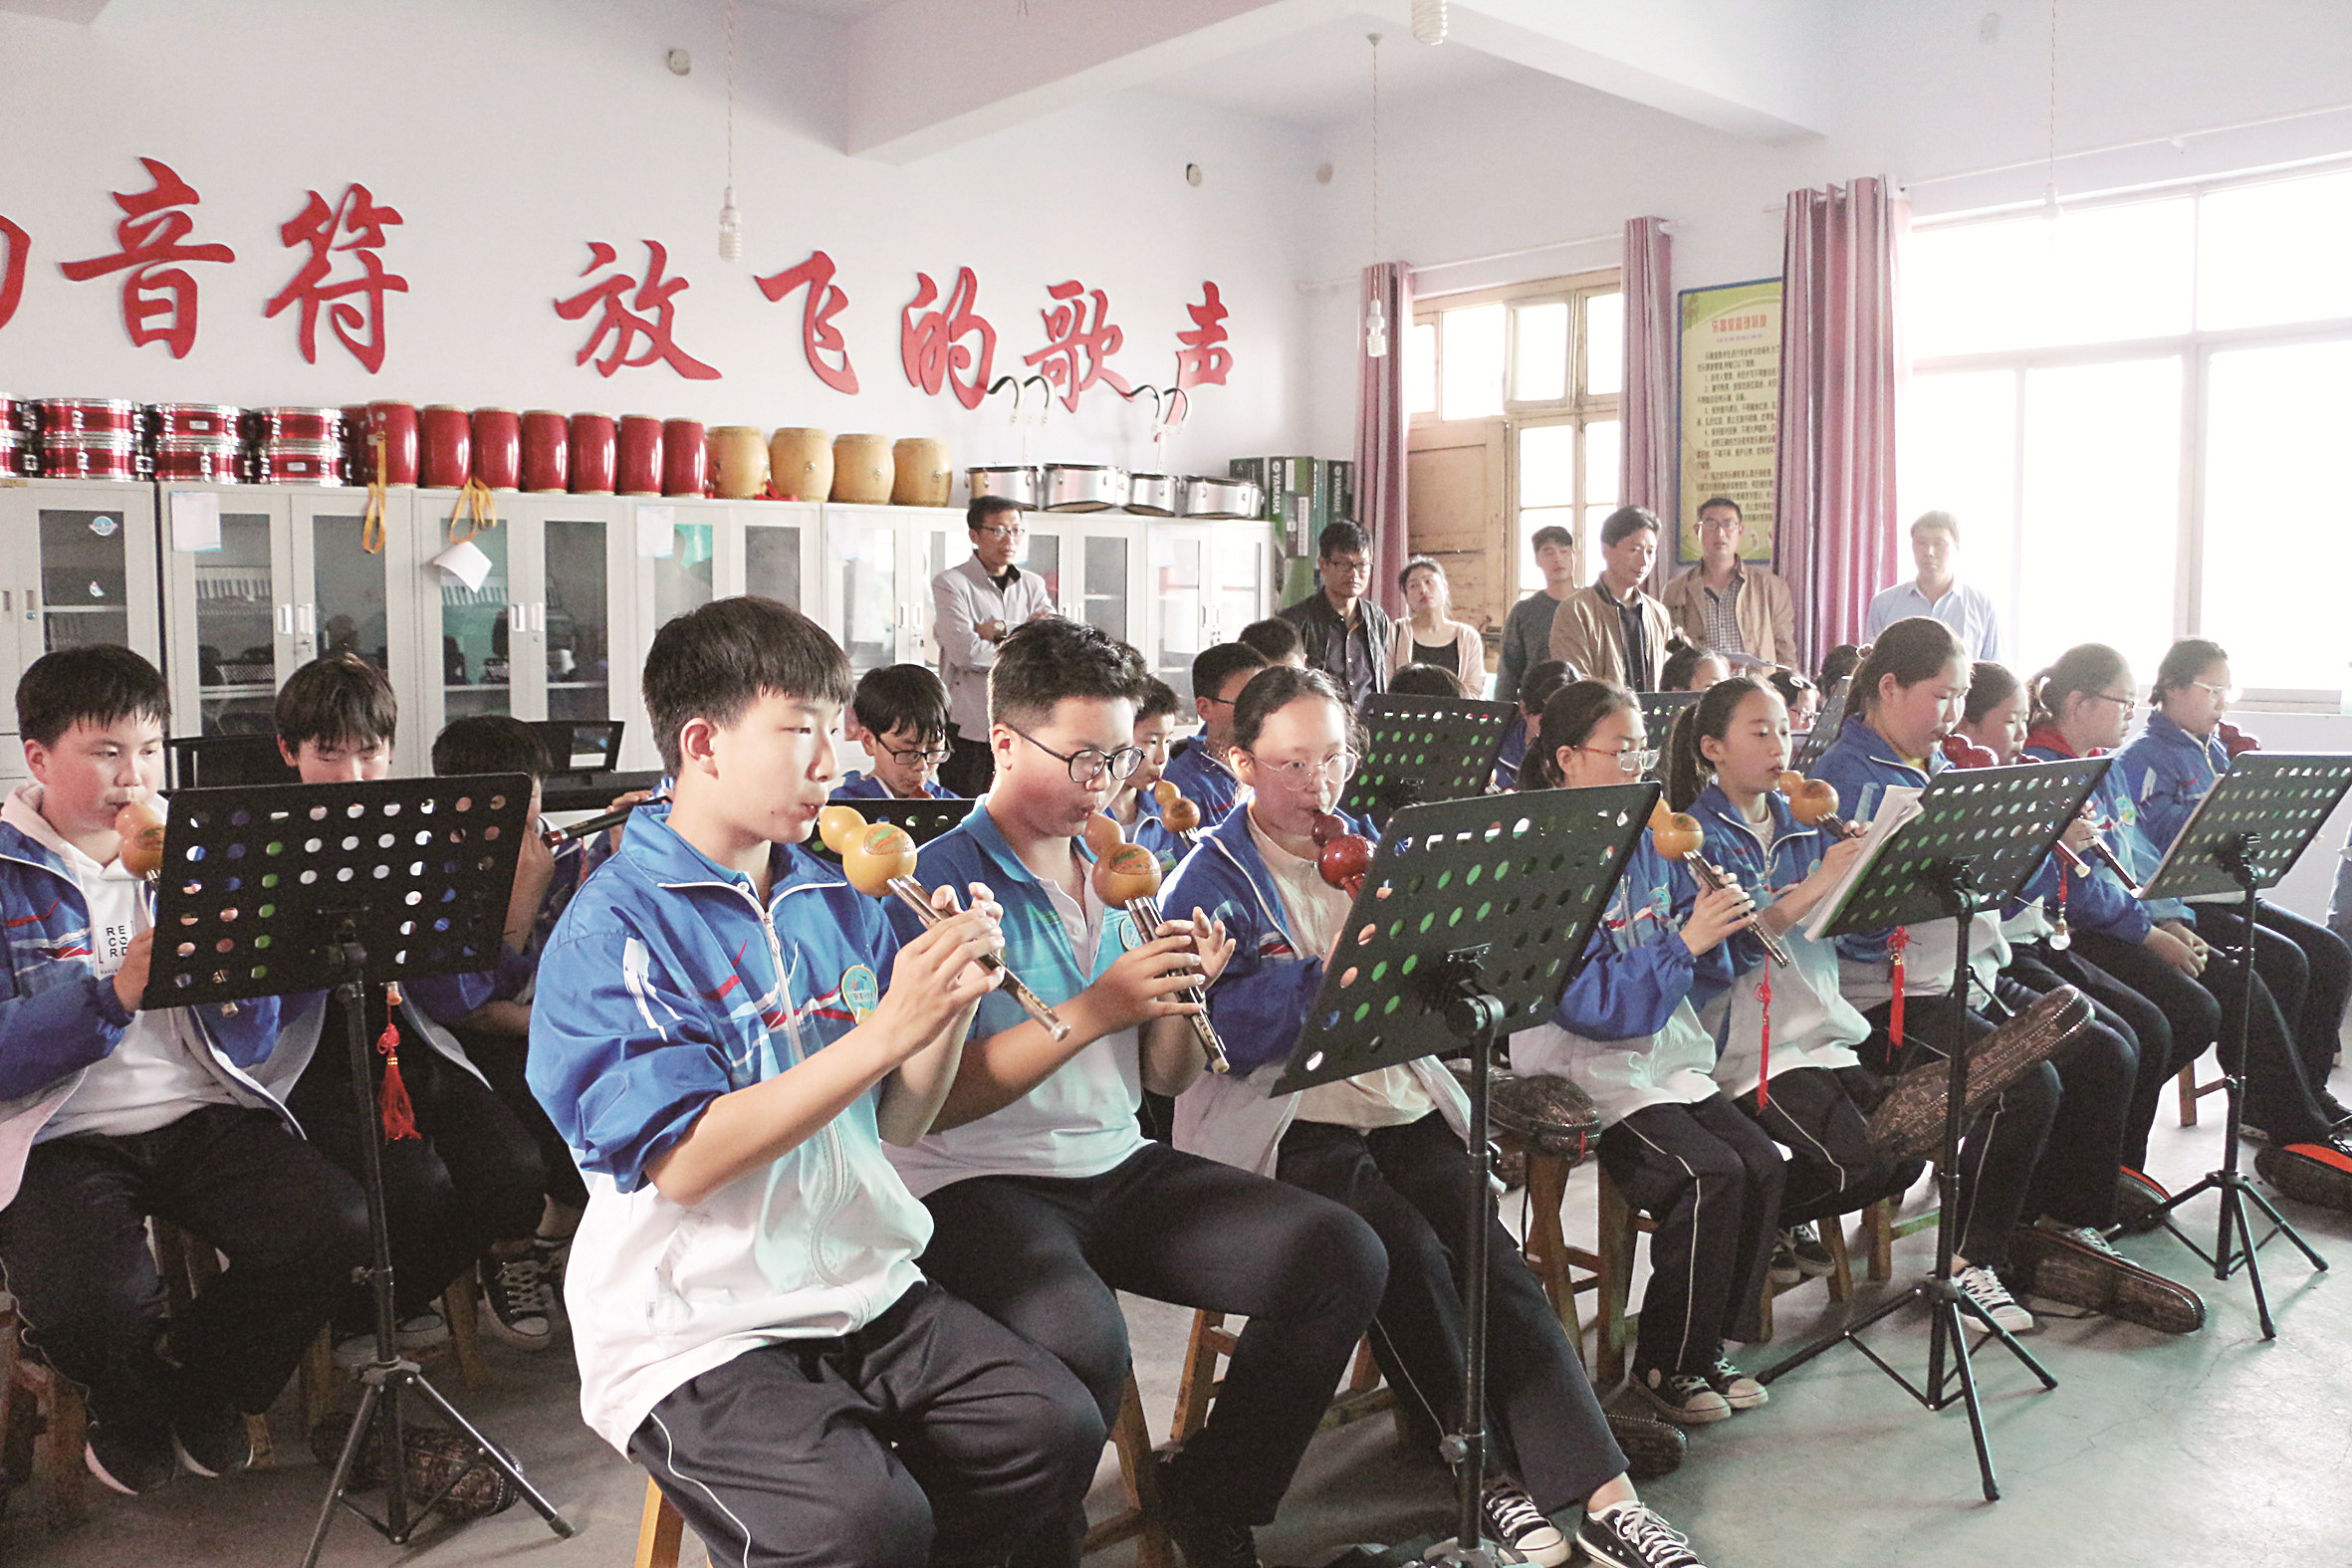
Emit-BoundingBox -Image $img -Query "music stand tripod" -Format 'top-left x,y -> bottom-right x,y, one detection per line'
1340,694 -> 1517,832
2142,752 -> 2352,1338
138,775 -> 576,1564
1759,758 -> 2107,1501
1274,784 -> 1654,1564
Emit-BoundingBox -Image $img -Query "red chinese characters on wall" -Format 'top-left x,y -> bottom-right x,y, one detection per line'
756,250 -> 859,395
899,267 -> 996,410
265,184 -> 408,374
0,214 -> 27,335
59,157 -> 237,358
1022,280 -> 1131,412
1174,281 -> 1231,391
554,240 -> 722,380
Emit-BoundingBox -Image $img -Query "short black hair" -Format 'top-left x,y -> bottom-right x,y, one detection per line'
276,654 -> 397,753
432,715 -> 553,784
1698,496 -> 1742,521
1599,506 -> 1661,549
1659,642 -> 1722,692
642,595 -> 853,775
1192,642 -> 1270,708
1232,665 -> 1354,754
988,615 -> 1148,728
968,495 -> 1023,533
1136,677 -> 1181,723
1529,525 -> 1573,553
17,644 -> 168,750
1317,521 -> 1370,560
1387,664 -> 1462,698
1237,617 -> 1302,663
1520,659 -> 1571,716
852,663 -> 949,745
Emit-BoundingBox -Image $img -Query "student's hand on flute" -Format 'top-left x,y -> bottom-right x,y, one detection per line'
1089,934 -> 1210,1030
873,907 -> 1003,1058
1680,884 -> 1754,957
113,928 -> 154,1015
1155,907 -> 1234,987
928,881 -> 1007,992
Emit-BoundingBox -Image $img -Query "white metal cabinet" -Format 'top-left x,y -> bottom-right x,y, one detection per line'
1145,520 -> 1270,702
0,479 -> 164,779
823,504 -> 961,677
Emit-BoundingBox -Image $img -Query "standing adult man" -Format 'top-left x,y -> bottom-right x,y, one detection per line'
933,495 -> 1057,795
1548,507 -> 1677,691
1277,522 -> 1392,707
1658,497 -> 1798,671
1497,525 -> 1578,708
1863,510 -> 2002,660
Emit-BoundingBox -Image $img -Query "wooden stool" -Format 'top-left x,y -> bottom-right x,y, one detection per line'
1517,1146 -> 1602,1362
150,1220 -> 278,1467
1753,1214 -> 1856,1342
1172,1310 -> 1400,1447
0,1302 -> 87,1530
2177,1054 -> 2228,1127
1591,1168 -> 1652,1387
1859,1187 -> 1940,1281
628,1368 -> 1172,1568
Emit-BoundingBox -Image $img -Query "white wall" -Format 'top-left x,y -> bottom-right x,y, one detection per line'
0,0 -> 1318,479
1294,0 -> 2352,455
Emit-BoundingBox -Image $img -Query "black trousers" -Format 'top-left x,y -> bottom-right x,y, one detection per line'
1739,1065 -> 1924,1226
1986,974 -> 2135,1232
1275,1113 -> 1626,1514
918,1140 -> 1385,1542
0,1105 -> 369,1430
1859,997 -> 2056,1270
2011,942 -> 2189,1172
452,1025 -> 589,1211
2197,900 -> 2352,1128
628,1281 -> 1104,1568
290,999 -> 546,1320
940,730 -> 994,798
1594,1095 -> 1783,1375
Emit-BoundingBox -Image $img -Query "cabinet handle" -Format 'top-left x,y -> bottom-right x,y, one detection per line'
530,602 -> 545,632
510,603 -> 525,632
297,603 -> 316,635
277,604 -> 294,636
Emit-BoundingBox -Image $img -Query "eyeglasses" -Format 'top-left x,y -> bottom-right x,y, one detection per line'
1008,725 -> 1142,786
975,524 -> 1026,540
882,742 -> 952,767
1573,744 -> 1660,775
1322,557 -> 1371,577
1243,749 -> 1361,788
2088,691 -> 2139,716
2188,680 -> 2239,703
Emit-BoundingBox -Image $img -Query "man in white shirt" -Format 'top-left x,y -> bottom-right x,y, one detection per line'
1863,510 -> 2002,660
933,496 -> 1058,795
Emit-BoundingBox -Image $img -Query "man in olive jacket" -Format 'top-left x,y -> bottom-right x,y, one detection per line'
1548,507 -> 1675,691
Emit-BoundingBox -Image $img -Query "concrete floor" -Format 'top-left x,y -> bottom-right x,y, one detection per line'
8,1059 -> 2352,1568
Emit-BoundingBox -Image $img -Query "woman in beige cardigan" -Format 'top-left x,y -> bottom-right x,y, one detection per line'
1389,556 -> 1488,696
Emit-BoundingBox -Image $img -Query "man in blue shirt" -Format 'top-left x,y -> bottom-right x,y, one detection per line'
1862,511 -> 2001,659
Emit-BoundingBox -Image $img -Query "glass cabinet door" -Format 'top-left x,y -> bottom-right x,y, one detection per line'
436,524 -> 513,722
190,511 -> 282,735
37,506 -> 134,654
542,515 -> 611,723
744,521 -> 805,610
652,516 -> 716,631
309,509 -> 392,673
1152,528 -> 1207,702
1208,530 -> 1265,646
1081,532 -> 1130,645
1018,530 -> 1063,616
836,514 -> 901,673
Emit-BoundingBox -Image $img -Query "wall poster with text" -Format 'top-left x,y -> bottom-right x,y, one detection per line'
1675,278 -> 1781,564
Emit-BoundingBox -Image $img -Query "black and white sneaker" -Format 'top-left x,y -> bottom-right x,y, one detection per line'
1154,1456 -> 1262,1568
1766,1235 -> 1802,1287
1781,1222 -> 1836,1277
85,1416 -> 175,1495
1630,1362 -> 1731,1425
1576,1500 -> 1707,1568
1703,1355 -> 1768,1411
169,1389 -> 252,1478
1952,1262 -> 2035,1334
1481,1476 -> 1568,1567
480,1254 -> 556,1349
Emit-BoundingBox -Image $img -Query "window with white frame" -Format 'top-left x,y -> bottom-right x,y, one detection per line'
1902,165 -> 2352,702
1409,273 -> 1623,594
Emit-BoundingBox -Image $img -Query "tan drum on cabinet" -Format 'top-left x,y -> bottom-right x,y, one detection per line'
830,433 -> 892,505
890,438 -> 952,508
768,428 -> 830,502
708,425 -> 770,500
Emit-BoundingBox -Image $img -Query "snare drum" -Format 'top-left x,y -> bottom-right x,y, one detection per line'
253,439 -> 347,485
248,405 -> 345,445
149,402 -> 242,442
0,428 -> 37,476
153,438 -> 245,484
39,398 -> 140,438
0,398 -> 34,435
42,433 -> 146,481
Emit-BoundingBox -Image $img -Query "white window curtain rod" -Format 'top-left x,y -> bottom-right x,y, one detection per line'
1295,225 -> 1667,293
1902,98 -> 2352,194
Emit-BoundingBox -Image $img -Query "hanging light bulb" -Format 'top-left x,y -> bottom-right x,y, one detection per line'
1411,0 -> 1448,45
1365,294 -> 1389,359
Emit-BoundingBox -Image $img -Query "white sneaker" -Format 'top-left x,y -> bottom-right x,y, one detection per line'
1481,1477 -> 1569,1566
1953,1263 -> 2035,1333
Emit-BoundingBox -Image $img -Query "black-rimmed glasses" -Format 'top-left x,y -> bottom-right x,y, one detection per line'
1008,726 -> 1143,786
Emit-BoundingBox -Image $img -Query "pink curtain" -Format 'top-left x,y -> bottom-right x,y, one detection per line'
1356,261 -> 1413,617
1620,217 -> 1676,549
1772,177 -> 1907,668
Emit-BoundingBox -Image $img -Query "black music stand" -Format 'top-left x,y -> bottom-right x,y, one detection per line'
1276,784 -> 1653,1565
1340,695 -> 1517,831
1760,758 -> 2107,1502
2142,753 -> 2352,1338
806,796 -> 974,862
139,776 -> 576,1563
1790,676 -> 1853,773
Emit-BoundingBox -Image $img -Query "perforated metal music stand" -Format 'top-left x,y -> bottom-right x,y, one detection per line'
1339,694 -> 1517,830
2141,753 -> 2352,1337
806,796 -> 973,862
140,776 -> 575,1562
1762,758 -> 2107,1503
1276,784 -> 1653,1565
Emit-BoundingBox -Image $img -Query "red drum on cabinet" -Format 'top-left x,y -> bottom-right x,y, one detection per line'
661,418 -> 707,497
149,402 -> 242,441
472,407 -> 522,490
41,433 -> 146,480
39,398 -> 140,437
617,414 -> 663,497
254,439 -> 347,486
363,401 -> 419,486
521,409 -> 569,493
569,412 -> 616,494
248,405 -> 345,445
0,428 -> 37,476
418,404 -> 470,489
154,439 -> 245,484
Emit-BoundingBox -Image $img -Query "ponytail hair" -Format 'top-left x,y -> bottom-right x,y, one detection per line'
1842,617 -> 1964,724
1962,661 -> 2018,726
2025,643 -> 2128,730
1664,676 -> 1767,811
1523,679 -> 1637,790
2151,637 -> 2229,707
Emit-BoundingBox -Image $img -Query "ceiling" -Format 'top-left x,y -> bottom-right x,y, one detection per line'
1139,11 -> 1531,126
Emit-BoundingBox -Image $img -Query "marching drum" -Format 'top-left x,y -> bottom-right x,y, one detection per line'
0,427 -> 37,476
520,410 -> 570,493
254,439 -> 346,486
38,397 -> 140,437
153,438 -> 245,484
148,402 -> 242,442
767,427 -> 830,502
41,433 -> 146,481
365,400 -> 420,486
830,433 -> 893,505
617,415 -> 664,497
248,405 -> 345,445
568,412 -> 617,494
0,398 -> 34,434
471,407 -> 523,491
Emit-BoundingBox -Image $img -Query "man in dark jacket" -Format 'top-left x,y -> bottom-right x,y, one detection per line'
1277,522 -> 1392,706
